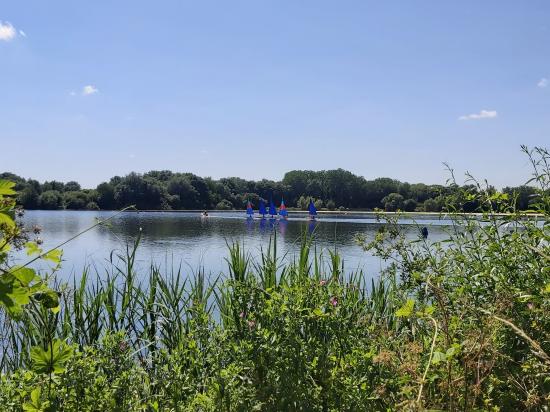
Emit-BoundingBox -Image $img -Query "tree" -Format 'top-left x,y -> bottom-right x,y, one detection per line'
423,198 -> 441,212
64,191 -> 89,210
382,193 -> 404,212
42,181 -> 65,192
39,190 -> 63,210
113,173 -> 165,210
18,187 -> 40,209
64,181 -> 82,192
96,183 -> 116,210
167,176 -> 200,209
403,199 -> 417,212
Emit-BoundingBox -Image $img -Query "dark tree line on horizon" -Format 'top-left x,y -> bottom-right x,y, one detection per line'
0,169 -> 539,213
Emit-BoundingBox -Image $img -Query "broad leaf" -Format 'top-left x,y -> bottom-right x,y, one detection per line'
396,299 -> 415,318
0,180 -> 16,195
31,339 -> 73,374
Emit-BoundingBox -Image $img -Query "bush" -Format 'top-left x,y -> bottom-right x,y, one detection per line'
39,190 -> 63,210
86,201 -> 100,210
215,199 -> 233,210
403,198 -> 417,212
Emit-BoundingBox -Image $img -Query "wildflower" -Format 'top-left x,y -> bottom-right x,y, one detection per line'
527,302 -> 534,310
329,296 -> 338,307
247,319 -> 256,329
239,311 -> 245,319
319,280 -> 327,286
32,225 -> 42,234
35,237 -> 43,245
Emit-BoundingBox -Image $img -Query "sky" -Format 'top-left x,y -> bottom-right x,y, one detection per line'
1,1 -> 549,189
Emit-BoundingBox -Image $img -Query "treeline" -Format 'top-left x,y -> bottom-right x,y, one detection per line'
0,169 -> 538,212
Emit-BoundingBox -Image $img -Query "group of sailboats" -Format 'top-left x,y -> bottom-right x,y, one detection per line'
246,198 -> 317,220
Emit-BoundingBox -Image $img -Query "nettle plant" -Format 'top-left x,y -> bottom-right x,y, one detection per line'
0,179 -> 61,315
0,180 -> 72,385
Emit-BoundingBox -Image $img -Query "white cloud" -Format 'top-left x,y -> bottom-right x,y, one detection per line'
0,21 -> 16,41
538,78 -> 548,88
458,109 -> 498,121
82,85 -> 99,96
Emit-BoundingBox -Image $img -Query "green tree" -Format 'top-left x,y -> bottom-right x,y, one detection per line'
39,190 -> 63,210
64,191 -> 89,210
96,182 -> 116,209
382,193 -> 404,212
403,198 -> 417,212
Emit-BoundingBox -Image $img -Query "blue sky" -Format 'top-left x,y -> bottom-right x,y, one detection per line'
1,1 -> 549,188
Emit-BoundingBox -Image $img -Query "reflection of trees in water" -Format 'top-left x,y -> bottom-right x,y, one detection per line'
98,214 -> 450,248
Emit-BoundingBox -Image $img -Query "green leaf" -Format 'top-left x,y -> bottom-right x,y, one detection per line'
0,277 -> 31,315
31,339 -> 73,375
0,212 -> 15,229
25,242 -> 42,256
312,308 -> 326,317
396,299 -> 415,317
10,267 -> 38,286
0,180 -> 16,195
431,351 -> 446,365
42,249 -> 62,264
33,290 -> 60,309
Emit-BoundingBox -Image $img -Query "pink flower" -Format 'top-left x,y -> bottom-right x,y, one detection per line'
329,296 -> 338,307
319,280 -> 327,286
527,303 -> 534,310
239,311 -> 246,318
247,319 -> 256,329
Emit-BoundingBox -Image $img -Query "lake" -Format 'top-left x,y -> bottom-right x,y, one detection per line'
18,210 -> 454,282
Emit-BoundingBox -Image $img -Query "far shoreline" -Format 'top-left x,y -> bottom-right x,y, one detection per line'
25,209 -> 544,218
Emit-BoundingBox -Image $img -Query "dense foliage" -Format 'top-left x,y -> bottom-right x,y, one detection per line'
0,147 -> 548,411
1,168 -> 539,212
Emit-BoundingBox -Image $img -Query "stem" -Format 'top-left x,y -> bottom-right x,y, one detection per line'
417,316 -> 438,406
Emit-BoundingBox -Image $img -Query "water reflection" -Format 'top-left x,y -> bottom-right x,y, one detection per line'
20,211 -> 452,282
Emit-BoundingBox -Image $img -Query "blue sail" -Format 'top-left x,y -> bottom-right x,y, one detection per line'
308,199 -> 317,216
246,200 -> 254,216
269,199 -> 277,217
258,200 -> 267,217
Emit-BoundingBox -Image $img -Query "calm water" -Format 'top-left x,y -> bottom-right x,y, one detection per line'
18,211 -> 453,282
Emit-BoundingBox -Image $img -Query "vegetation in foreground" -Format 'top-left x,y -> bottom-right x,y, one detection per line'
0,147 -> 549,411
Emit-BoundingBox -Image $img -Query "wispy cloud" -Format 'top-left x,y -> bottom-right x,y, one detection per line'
0,21 -> 16,41
82,85 -> 99,96
538,78 -> 548,88
458,110 -> 498,121
18,29 -> 26,37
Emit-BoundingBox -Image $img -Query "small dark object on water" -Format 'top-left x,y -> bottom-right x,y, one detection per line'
421,227 -> 428,239
202,210 -> 209,217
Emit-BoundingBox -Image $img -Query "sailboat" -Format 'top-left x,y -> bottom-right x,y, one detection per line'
246,201 -> 254,218
269,199 -> 277,218
308,199 -> 317,220
279,198 -> 288,219
258,200 -> 267,219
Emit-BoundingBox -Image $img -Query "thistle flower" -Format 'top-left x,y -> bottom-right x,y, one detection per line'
329,296 -> 338,307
